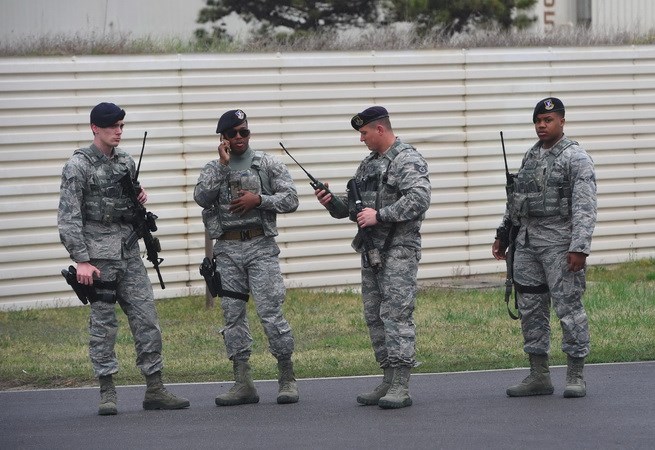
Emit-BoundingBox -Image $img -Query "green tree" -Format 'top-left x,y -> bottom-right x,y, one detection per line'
388,0 -> 537,35
196,0 -> 380,40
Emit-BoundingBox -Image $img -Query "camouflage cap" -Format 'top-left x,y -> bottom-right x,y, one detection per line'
351,106 -> 389,130
533,97 -> 565,123
216,109 -> 247,134
90,102 -> 125,127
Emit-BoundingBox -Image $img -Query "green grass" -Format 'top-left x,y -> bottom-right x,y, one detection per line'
1,260 -> 654,390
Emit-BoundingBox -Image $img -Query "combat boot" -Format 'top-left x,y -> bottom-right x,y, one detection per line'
215,359 -> 260,406
98,374 -> 117,416
506,353 -> 554,397
563,355 -> 586,398
357,367 -> 394,405
143,371 -> 190,410
277,356 -> 299,404
378,366 -> 412,409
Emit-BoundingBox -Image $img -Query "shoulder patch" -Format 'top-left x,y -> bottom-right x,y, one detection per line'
414,163 -> 428,174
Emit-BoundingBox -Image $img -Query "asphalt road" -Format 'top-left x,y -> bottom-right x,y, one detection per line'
1,361 -> 653,449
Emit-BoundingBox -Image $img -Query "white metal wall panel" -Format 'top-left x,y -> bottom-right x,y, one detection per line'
0,0 -> 207,42
592,0 -> 655,32
1,47 -> 655,309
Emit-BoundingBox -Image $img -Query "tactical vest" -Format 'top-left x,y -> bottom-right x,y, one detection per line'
75,147 -> 136,224
510,138 -> 574,219
349,142 -> 410,216
347,142 -> 412,255
205,151 -> 270,235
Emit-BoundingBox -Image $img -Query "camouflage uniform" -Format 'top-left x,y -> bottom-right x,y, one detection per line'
194,146 -> 298,361
500,136 -> 597,358
329,138 -> 431,368
57,144 -> 163,377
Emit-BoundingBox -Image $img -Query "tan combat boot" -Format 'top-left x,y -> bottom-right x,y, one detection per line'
98,374 -> 117,416
277,357 -> 299,404
143,371 -> 190,410
378,366 -> 413,409
563,355 -> 586,398
215,359 -> 260,406
357,367 -> 394,406
506,353 -> 554,397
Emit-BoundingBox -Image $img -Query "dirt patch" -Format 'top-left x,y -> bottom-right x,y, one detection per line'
422,274 -> 505,290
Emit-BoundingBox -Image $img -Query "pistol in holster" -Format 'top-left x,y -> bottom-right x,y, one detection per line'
61,266 -> 117,305
199,257 -> 249,301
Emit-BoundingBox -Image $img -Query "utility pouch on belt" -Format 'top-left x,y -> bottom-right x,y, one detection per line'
199,257 -> 249,301
61,266 -> 117,305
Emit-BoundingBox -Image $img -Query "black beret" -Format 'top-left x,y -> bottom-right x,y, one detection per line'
90,102 -> 125,127
351,106 -> 389,130
533,97 -> 565,123
216,109 -> 247,134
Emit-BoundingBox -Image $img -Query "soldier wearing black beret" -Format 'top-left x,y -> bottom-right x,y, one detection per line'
58,102 -> 190,414
350,106 -> 390,130
493,96 -> 596,399
216,109 -> 248,135
90,102 -> 126,128
315,106 -> 431,409
532,97 -> 565,123
195,109 -> 300,406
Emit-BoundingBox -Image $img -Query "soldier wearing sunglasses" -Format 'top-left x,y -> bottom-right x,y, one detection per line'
194,109 -> 300,406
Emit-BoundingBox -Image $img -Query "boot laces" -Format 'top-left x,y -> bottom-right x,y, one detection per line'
100,386 -> 117,403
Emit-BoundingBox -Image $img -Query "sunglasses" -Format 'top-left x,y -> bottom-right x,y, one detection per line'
223,128 -> 251,139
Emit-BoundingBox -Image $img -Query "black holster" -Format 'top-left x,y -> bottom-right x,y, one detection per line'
61,266 -> 117,305
199,257 -> 249,301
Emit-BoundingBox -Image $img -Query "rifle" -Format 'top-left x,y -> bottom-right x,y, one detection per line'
500,131 -> 520,320
199,257 -> 249,301
120,131 -> 166,289
347,178 -> 382,273
279,142 -> 349,216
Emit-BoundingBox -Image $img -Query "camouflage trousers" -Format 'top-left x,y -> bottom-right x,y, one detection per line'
361,245 -> 420,368
214,235 -> 294,361
88,256 -> 163,377
514,241 -> 590,358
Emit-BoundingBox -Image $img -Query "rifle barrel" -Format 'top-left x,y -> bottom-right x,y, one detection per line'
500,131 -> 510,175
135,131 -> 147,180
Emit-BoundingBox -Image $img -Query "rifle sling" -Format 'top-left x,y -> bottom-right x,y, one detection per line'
504,287 -> 521,321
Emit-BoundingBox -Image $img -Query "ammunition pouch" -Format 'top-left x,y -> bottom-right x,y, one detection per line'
61,266 -> 117,305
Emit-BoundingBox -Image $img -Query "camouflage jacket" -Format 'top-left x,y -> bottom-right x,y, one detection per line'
331,139 -> 432,252
57,144 -> 140,262
194,147 -> 299,238
499,136 -> 597,254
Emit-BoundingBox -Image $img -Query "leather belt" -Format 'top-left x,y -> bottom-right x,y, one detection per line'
219,228 -> 265,241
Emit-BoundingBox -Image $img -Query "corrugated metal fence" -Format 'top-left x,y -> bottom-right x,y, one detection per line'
1,47 -> 654,309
